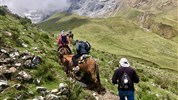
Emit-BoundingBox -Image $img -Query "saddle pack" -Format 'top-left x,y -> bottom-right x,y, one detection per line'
78,54 -> 91,64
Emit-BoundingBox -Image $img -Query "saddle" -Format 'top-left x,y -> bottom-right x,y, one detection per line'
77,54 -> 91,64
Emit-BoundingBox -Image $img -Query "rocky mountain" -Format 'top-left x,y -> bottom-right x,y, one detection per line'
68,0 -> 178,18
67,0 -> 178,39
68,0 -> 121,18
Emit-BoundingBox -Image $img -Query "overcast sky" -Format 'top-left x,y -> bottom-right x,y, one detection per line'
1,0 -> 70,15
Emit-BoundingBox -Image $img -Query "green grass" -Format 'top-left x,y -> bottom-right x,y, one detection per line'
1,5 -> 178,99
40,14 -> 178,71
38,10 -> 178,99
0,7 -> 93,99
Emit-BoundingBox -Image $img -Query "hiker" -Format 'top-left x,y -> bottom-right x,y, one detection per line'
57,30 -> 72,54
112,58 -> 139,100
67,30 -> 74,39
72,40 -> 91,71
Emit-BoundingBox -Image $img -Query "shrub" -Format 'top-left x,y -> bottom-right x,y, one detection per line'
20,17 -> 32,25
141,75 -> 149,82
136,68 -> 143,73
0,6 -> 9,16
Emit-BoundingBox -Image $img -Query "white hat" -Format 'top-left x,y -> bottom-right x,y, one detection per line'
119,58 -> 130,67
61,30 -> 64,34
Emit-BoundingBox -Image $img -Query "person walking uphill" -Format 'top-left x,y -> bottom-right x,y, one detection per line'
112,58 -> 139,100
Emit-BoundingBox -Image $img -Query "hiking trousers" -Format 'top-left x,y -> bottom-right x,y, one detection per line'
119,90 -> 134,100
72,54 -> 81,67
72,53 -> 88,67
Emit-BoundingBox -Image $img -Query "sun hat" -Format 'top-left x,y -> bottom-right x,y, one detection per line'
119,58 -> 130,67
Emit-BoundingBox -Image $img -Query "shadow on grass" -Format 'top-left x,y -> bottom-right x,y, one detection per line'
38,13 -> 90,32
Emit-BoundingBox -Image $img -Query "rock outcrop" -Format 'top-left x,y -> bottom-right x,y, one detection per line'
68,0 -> 121,18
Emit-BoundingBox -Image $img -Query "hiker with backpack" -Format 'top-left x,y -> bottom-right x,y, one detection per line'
72,40 -> 91,71
57,30 -> 72,54
112,58 -> 139,100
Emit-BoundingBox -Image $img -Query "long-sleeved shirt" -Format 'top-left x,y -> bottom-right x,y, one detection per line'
57,34 -> 70,46
112,66 -> 139,91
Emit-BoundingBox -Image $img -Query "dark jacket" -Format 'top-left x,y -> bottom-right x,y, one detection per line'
76,41 -> 88,55
112,66 -> 139,91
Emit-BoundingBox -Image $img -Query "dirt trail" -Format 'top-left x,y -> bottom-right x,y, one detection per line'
90,90 -> 120,100
76,79 -> 120,100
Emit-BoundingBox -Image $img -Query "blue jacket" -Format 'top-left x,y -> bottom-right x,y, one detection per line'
76,41 -> 88,55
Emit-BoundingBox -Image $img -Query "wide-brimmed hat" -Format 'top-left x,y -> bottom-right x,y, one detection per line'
119,58 -> 130,67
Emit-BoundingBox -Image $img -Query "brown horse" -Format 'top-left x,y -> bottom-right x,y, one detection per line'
58,46 -> 71,74
58,46 -> 71,55
59,54 -> 101,93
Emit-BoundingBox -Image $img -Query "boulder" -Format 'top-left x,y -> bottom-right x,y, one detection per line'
13,84 -> 26,90
36,86 -> 48,96
0,79 -> 8,92
46,94 -> 60,100
17,71 -> 32,82
51,89 -> 59,94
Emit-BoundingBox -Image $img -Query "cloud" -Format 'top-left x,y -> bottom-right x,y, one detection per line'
2,0 -> 70,16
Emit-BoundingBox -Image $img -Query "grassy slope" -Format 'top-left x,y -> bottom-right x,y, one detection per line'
1,5 -> 177,99
0,8 -> 95,99
38,12 -> 178,99
114,0 -> 178,41
0,12 -> 62,98
38,13 -> 178,71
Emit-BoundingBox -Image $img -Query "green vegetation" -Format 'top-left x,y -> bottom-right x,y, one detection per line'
38,9 -> 178,99
38,12 -> 178,72
0,6 -> 94,99
1,2 -> 178,99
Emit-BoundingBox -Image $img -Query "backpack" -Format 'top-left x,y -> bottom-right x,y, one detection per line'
120,72 -> 132,89
60,35 -> 67,45
84,41 -> 91,52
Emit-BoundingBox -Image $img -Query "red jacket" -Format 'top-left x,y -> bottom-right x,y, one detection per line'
57,34 -> 70,46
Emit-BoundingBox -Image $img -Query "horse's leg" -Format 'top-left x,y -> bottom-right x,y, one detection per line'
90,72 -> 98,87
91,64 -> 101,94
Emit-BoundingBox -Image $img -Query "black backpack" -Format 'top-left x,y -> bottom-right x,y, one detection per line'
84,41 -> 91,52
120,72 -> 132,89
61,35 -> 67,45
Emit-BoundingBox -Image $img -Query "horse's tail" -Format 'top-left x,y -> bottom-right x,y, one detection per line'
95,63 -> 102,94
95,63 -> 100,85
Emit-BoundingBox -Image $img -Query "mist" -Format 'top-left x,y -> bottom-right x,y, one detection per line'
2,0 -> 70,16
